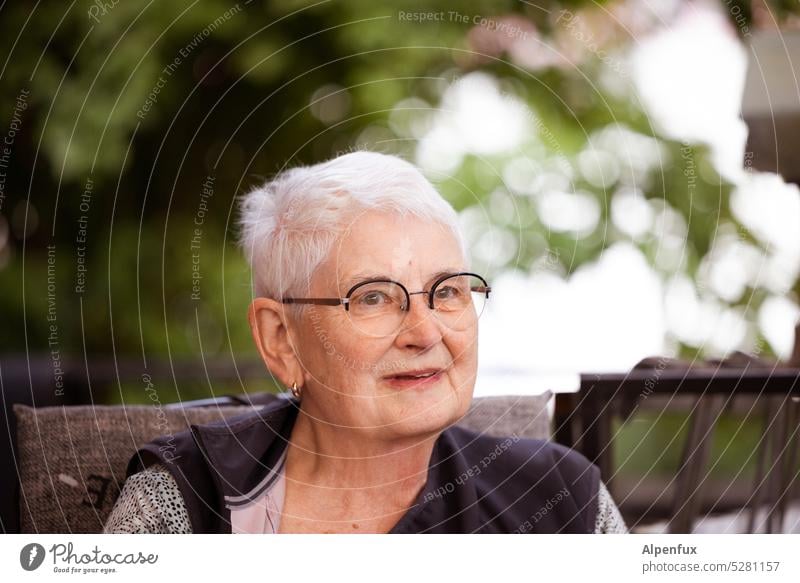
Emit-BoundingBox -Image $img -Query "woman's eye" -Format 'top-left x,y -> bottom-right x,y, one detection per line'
359,291 -> 388,305
435,286 -> 460,299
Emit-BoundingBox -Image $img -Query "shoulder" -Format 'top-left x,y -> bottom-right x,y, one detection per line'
130,397 -> 295,466
104,463 -> 192,534
122,398 -> 298,534
442,426 -> 602,531
125,398 -> 295,490
444,425 -> 598,480
434,426 -> 604,533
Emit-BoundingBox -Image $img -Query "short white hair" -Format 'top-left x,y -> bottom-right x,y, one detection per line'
237,151 -> 468,305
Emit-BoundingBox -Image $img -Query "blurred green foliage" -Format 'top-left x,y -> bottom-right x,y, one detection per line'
614,410 -> 762,479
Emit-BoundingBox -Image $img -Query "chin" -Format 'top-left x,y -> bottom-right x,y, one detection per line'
385,385 -> 470,438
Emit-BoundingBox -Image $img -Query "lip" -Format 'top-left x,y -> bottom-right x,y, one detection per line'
383,368 -> 445,390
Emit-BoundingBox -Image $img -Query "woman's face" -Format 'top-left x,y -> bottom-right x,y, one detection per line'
288,210 -> 479,441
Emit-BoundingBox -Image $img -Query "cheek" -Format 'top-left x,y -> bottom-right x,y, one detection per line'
446,331 -> 479,379
291,321 -> 342,382
451,327 -> 479,360
305,321 -> 391,380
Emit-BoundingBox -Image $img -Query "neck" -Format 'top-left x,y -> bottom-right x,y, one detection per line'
284,403 -> 438,507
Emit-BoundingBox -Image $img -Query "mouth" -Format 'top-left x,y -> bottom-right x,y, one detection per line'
383,368 -> 445,389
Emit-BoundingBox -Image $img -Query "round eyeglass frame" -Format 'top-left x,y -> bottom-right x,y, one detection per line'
281,271 -> 491,315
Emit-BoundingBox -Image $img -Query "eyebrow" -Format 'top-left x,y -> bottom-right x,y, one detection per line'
343,269 -> 464,290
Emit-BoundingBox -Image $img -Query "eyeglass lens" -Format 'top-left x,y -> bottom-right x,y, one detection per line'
345,274 -> 488,337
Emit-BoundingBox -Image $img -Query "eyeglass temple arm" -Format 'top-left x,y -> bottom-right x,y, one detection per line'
281,298 -> 347,306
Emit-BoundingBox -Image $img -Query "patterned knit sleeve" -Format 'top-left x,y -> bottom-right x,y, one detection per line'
594,480 -> 628,533
103,462 -> 193,534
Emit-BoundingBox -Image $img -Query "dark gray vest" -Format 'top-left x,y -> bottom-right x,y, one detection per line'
126,396 -> 600,533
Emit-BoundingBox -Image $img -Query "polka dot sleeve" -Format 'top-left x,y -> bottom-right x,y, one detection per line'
103,462 -> 193,534
594,480 -> 628,533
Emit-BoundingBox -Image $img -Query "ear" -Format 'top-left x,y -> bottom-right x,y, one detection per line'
247,298 -> 304,388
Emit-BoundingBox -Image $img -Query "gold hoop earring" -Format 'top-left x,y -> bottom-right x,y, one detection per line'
290,381 -> 302,399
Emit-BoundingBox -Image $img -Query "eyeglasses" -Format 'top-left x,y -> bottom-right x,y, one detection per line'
281,272 -> 491,337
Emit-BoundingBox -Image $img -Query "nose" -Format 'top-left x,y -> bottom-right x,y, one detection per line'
394,291 -> 443,350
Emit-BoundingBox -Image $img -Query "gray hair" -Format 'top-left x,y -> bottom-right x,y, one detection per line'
237,151 -> 468,304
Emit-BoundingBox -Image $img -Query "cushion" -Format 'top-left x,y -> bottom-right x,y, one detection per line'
13,392 -> 552,533
458,393 -> 552,440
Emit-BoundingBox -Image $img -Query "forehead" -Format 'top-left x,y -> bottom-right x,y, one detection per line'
320,211 -> 465,289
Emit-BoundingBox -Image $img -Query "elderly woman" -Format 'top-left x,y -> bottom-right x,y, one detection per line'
104,151 -> 627,534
